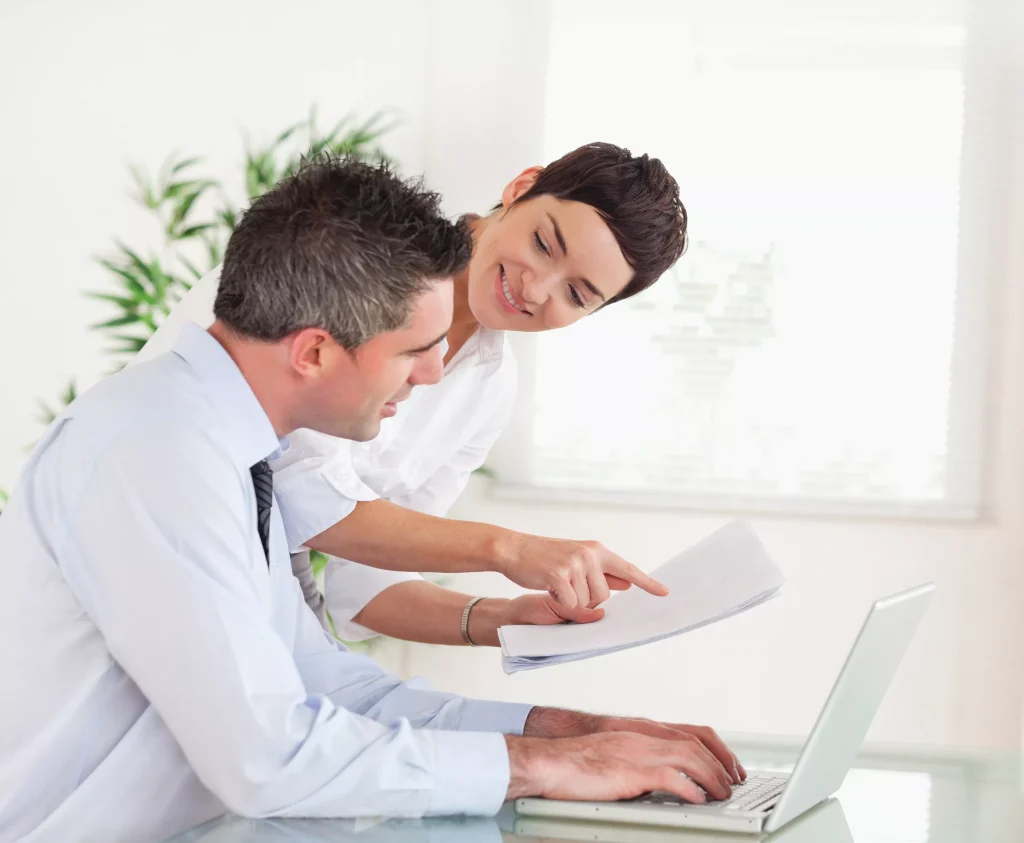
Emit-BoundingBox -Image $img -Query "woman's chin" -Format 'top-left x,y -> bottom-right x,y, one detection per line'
467,294 -> 510,331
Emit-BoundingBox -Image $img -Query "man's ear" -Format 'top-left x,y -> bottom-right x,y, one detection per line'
287,327 -> 341,378
500,166 -> 544,208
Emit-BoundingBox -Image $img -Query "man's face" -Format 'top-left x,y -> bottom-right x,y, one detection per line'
303,280 -> 453,441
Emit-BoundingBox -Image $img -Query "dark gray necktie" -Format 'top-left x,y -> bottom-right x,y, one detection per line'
250,460 -> 273,566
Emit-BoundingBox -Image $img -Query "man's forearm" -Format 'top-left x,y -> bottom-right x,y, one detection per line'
308,499 -> 519,576
523,706 -> 608,738
352,580 -> 512,646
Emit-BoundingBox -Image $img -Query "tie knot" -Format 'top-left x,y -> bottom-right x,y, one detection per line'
250,459 -> 272,478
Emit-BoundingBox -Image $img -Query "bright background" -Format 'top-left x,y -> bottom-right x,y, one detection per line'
1,0 -> 1022,756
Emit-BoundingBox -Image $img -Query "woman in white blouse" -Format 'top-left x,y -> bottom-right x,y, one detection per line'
139,142 -> 687,646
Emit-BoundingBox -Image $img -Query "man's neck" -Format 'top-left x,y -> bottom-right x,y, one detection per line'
207,321 -> 295,439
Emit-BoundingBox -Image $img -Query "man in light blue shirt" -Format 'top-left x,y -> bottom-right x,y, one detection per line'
0,158 -> 739,843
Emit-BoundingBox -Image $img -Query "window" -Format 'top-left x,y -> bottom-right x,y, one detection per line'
491,0 -> 998,516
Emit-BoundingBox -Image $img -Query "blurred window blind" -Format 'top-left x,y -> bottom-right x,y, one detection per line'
492,0 -> 996,516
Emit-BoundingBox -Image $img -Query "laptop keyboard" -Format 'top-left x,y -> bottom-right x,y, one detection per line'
630,773 -> 789,813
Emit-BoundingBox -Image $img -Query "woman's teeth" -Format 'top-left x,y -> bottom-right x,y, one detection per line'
501,271 -> 528,313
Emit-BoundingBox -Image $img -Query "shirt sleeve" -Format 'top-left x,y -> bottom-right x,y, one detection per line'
323,557 -> 424,641
270,427 -> 381,551
57,422 -> 523,820
284,556 -> 532,816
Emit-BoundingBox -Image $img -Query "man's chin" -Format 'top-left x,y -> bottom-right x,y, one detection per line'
314,418 -> 381,443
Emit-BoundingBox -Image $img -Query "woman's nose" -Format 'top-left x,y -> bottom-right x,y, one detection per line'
520,268 -> 553,306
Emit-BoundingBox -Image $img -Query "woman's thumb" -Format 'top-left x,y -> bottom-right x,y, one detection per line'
558,605 -> 605,624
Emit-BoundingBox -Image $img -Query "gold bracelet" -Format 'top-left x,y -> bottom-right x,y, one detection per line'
461,596 -> 486,646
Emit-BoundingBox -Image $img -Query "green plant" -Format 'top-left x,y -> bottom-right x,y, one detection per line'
89,109 -> 394,366
0,109 -> 394,514
36,381 -> 78,427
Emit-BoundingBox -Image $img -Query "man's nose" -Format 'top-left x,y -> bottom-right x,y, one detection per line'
410,344 -> 445,386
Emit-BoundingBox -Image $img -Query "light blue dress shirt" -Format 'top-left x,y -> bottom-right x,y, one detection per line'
0,323 -> 531,843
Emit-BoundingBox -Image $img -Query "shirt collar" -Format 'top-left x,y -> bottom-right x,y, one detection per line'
171,322 -> 283,468
446,325 -> 506,376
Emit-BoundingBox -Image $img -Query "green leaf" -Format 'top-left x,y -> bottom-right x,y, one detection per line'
179,255 -> 204,281
170,155 -> 204,175
274,120 -> 303,147
168,185 -> 212,231
35,400 -> 57,425
34,380 -> 77,427
245,155 -> 263,198
129,164 -> 158,209
309,550 -> 329,577
84,291 -> 139,310
174,223 -> 217,240
98,261 -> 154,304
108,334 -> 149,352
90,314 -> 143,330
114,242 -> 157,283
162,178 -> 217,202
203,234 -> 223,267
218,206 -> 238,231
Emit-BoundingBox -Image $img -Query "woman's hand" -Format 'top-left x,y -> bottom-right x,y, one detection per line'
495,534 -> 668,609
466,593 -> 605,647
504,592 -> 607,626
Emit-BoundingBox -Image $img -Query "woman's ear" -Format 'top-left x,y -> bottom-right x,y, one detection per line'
500,166 -> 544,208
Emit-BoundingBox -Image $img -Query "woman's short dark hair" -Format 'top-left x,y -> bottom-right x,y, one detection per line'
513,142 -> 687,305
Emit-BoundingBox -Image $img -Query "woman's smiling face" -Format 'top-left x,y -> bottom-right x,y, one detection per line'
466,170 -> 635,332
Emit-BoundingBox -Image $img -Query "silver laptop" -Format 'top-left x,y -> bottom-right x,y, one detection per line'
515,582 -> 934,834
512,795 -> 852,843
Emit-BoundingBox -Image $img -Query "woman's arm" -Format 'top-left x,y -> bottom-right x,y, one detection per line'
308,499 -> 666,610
350,580 -> 607,646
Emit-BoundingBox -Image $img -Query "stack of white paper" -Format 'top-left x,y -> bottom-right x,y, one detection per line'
498,520 -> 784,674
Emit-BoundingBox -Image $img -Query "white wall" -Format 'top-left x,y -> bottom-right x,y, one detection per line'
2,0 -> 1021,754
0,0 -> 432,487
394,1 -> 1024,754
416,208 -> 1024,751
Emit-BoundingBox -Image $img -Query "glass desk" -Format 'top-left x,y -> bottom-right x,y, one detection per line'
167,740 -> 1023,842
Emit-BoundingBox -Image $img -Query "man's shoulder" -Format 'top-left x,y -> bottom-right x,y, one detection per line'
68,353 -> 224,451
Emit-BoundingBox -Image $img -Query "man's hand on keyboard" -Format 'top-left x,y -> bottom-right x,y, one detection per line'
504,731 -> 734,804
595,718 -> 747,785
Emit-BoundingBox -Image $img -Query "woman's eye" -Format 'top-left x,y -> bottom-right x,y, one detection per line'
534,231 -> 549,255
570,286 -> 586,309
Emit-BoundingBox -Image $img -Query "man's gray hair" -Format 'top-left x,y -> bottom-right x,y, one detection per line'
214,156 -> 471,349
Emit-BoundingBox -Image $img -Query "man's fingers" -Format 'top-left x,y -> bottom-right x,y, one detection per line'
604,556 -> 669,597
672,725 -> 742,785
652,767 -> 706,804
672,747 -> 731,801
650,737 -> 731,800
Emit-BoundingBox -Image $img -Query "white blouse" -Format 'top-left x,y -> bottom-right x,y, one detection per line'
136,268 -> 518,639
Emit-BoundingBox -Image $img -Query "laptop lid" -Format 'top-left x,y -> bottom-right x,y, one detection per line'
765,583 -> 934,832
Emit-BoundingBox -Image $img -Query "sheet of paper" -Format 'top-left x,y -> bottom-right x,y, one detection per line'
498,520 -> 784,673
